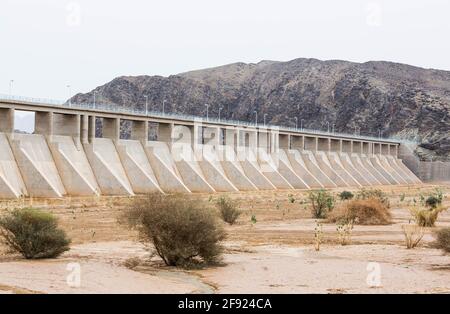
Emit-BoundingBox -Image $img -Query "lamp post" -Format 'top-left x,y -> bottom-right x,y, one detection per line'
332,123 -> 335,134
218,107 -> 222,122
254,110 -> 258,126
9,80 -> 14,95
378,129 -> 382,139
264,114 -> 268,127
301,119 -> 304,131
326,121 -> 330,133
205,104 -> 209,121
294,117 -> 298,130
93,91 -> 97,109
162,99 -> 166,116
66,84 -> 72,106
144,95 -> 148,115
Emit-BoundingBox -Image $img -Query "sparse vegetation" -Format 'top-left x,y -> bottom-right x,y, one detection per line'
356,188 -> 390,207
215,196 -> 241,225
309,189 -> 335,219
328,198 -> 392,225
338,191 -> 354,201
123,193 -> 225,268
433,227 -> 450,253
0,208 -> 71,259
251,214 -> 257,224
402,224 -> 424,249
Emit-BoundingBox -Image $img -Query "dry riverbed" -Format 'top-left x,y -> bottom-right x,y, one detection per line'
0,184 -> 449,294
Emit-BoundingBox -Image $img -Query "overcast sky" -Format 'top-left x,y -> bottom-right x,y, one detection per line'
1,0 -> 449,101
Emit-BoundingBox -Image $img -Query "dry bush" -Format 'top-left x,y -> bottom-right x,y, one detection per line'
356,188 -> 390,208
123,193 -> 225,268
123,257 -> 142,269
215,196 -> 241,225
327,198 -> 392,225
410,206 -> 445,227
433,227 -> 450,253
402,224 -> 424,249
0,208 -> 71,259
336,222 -> 353,245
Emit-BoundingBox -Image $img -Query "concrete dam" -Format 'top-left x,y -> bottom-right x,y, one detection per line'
0,95 -> 421,198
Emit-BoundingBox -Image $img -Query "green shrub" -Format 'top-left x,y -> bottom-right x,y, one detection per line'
339,191 -> 354,201
288,194 -> 295,203
425,196 -> 440,209
0,208 -> 71,259
422,188 -> 443,208
215,196 -> 241,225
123,193 -> 225,268
356,188 -> 390,207
309,189 -> 334,219
433,227 -> 450,253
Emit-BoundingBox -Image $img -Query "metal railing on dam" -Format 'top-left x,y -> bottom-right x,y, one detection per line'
0,93 -> 400,144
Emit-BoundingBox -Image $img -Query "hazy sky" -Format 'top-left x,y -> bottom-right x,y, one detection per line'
1,0 -> 449,101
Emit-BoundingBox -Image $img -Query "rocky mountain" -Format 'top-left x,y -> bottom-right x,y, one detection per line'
70,58 -> 450,160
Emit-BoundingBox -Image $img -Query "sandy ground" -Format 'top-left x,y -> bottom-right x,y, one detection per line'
0,184 -> 449,294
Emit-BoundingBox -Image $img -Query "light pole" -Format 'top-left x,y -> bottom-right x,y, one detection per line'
162,99 -> 166,116
294,117 -> 298,130
326,121 -> 330,133
264,114 -> 268,127
93,91 -> 97,109
66,84 -> 72,106
254,110 -> 258,126
9,80 -> 14,95
144,95 -> 148,115
332,124 -> 335,134
205,104 -> 209,121
218,107 -> 222,121
301,119 -> 304,131
378,129 -> 382,139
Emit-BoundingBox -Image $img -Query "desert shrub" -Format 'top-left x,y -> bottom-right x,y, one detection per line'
251,214 -> 257,224
356,188 -> 390,208
123,193 -> 225,268
328,198 -> 392,225
421,188 -> 444,209
215,196 -> 241,225
402,224 -> 424,249
411,206 -> 445,227
433,227 -> 450,253
309,189 -> 334,219
339,191 -> 354,201
314,220 -> 323,251
425,196 -> 440,209
288,194 -> 295,203
0,208 -> 71,259
336,221 -> 353,245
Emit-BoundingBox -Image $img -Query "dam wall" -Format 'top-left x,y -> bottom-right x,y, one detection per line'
0,98 -> 425,198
